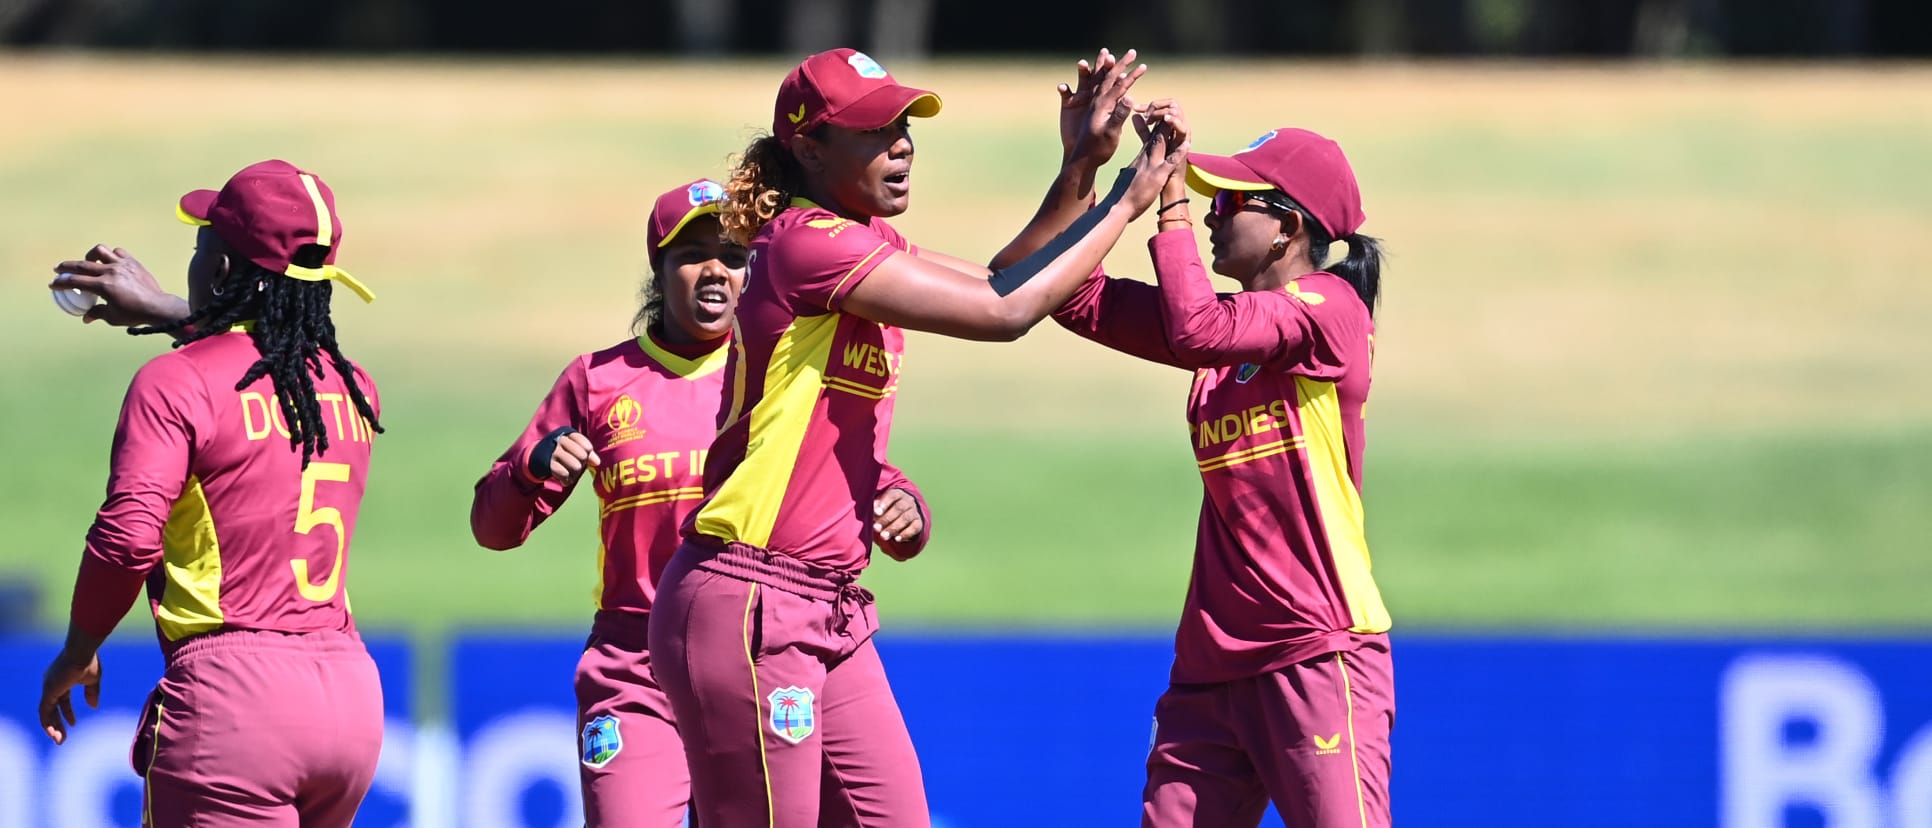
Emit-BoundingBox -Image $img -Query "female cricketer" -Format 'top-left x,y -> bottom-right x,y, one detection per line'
645,47 -> 1187,826
1051,105 -> 1396,827
469,178 -> 934,826
36,159 -> 387,827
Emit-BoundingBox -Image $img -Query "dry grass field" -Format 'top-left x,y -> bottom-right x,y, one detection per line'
3,55 -> 1929,635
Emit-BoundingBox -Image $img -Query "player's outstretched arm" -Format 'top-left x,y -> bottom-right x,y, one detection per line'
843,126 -> 1187,342
51,245 -> 190,328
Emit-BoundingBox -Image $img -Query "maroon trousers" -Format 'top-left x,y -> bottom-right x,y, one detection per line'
1143,636 -> 1395,828
576,610 -> 691,827
136,629 -> 383,828
649,539 -> 929,827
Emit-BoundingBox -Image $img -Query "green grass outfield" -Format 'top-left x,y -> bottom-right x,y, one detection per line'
3,57 -> 1931,639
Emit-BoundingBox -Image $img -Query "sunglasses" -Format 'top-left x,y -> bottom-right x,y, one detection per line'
1210,189 -> 1298,218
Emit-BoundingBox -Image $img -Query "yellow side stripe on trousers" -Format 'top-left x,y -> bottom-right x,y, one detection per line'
744,584 -> 774,827
1339,652 -> 1369,828
143,699 -> 163,827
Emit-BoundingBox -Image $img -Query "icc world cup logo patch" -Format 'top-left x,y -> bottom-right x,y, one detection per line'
768,686 -> 816,745
605,394 -> 647,449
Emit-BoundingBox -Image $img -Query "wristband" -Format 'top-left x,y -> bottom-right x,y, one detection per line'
527,426 -> 580,479
986,167 -> 1136,298
1157,198 -> 1191,215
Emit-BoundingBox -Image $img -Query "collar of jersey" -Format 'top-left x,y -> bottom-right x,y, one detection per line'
637,330 -> 731,379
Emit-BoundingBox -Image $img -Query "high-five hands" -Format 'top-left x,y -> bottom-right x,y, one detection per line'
1122,104 -> 1192,219
1058,47 -> 1149,170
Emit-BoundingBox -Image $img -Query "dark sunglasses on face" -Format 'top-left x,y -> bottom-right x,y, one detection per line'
1210,189 -> 1297,218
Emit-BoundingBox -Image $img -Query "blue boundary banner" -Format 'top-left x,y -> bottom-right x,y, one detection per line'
8,633 -> 1932,827
446,633 -> 1932,828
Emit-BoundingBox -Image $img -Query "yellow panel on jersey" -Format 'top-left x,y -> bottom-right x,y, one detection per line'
1294,377 -> 1391,634
593,537 -> 607,611
694,313 -> 841,548
156,476 -> 224,641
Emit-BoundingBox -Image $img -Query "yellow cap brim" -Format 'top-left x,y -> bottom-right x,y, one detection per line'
176,204 -> 212,226
902,92 -> 943,119
655,203 -> 722,249
1185,163 -> 1272,198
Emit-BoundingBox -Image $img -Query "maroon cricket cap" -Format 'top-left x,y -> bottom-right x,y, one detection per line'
773,48 -> 942,148
176,159 -> 373,302
1185,128 -> 1366,238
646,178 -> 727,251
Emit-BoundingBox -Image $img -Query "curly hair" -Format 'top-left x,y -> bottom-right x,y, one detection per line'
719,134 -> 811,248
131,264 -> 383,467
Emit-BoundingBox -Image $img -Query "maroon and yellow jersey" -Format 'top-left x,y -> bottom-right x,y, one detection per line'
1054,230 -> 1390,684
689,200 -> 912,573
471,334 -> 730,614
73,330 -> 378,651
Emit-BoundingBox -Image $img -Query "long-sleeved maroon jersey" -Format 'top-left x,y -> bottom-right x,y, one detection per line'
1055,229 -> 1390,684
74,329 -> 379,651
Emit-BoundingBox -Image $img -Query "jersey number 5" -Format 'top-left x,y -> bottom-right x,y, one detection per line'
292,461 -> 352,602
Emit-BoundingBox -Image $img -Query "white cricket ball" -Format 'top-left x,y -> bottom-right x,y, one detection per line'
52,278 -> 100,317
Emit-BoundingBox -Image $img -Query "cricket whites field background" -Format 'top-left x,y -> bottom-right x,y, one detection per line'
1,56 -> 1930,826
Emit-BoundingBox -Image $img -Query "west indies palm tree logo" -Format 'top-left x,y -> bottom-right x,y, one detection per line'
580,714 -> 622,768
767,686 -> 816,745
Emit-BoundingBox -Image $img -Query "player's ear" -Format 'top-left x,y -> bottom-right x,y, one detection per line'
1279,210 -> 1305,243
792,131 -> 826,176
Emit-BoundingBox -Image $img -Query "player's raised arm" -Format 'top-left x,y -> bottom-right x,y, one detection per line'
839,125 -> 1185,341
50,244 -> 191,328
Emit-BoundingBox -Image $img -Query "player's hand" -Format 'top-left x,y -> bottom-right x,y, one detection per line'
1139,100 -> 1194,210
873,487 -> 925,561
38,650 -> 102,745
528,427 -> 602,486
1058,47 -> 1147,170
1123,116 -> 1190,219
51,245 -> 189,327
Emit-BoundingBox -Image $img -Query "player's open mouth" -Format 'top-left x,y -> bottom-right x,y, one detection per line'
883,171 -> 910,194
695,285 -> 730,313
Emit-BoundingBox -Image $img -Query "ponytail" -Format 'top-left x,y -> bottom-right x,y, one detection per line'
1289,200 -> 1384,317
1328,233 -> 1384,316
720,135 -> 809,248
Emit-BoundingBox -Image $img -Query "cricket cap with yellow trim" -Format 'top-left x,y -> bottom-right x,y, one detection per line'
773,48 -> 942,148
1185,128 -> 1366,239
647,178 -> 727,251
176,159 -> 373,303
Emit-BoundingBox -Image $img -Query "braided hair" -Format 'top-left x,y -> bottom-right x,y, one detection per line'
131,263 -> 383,467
